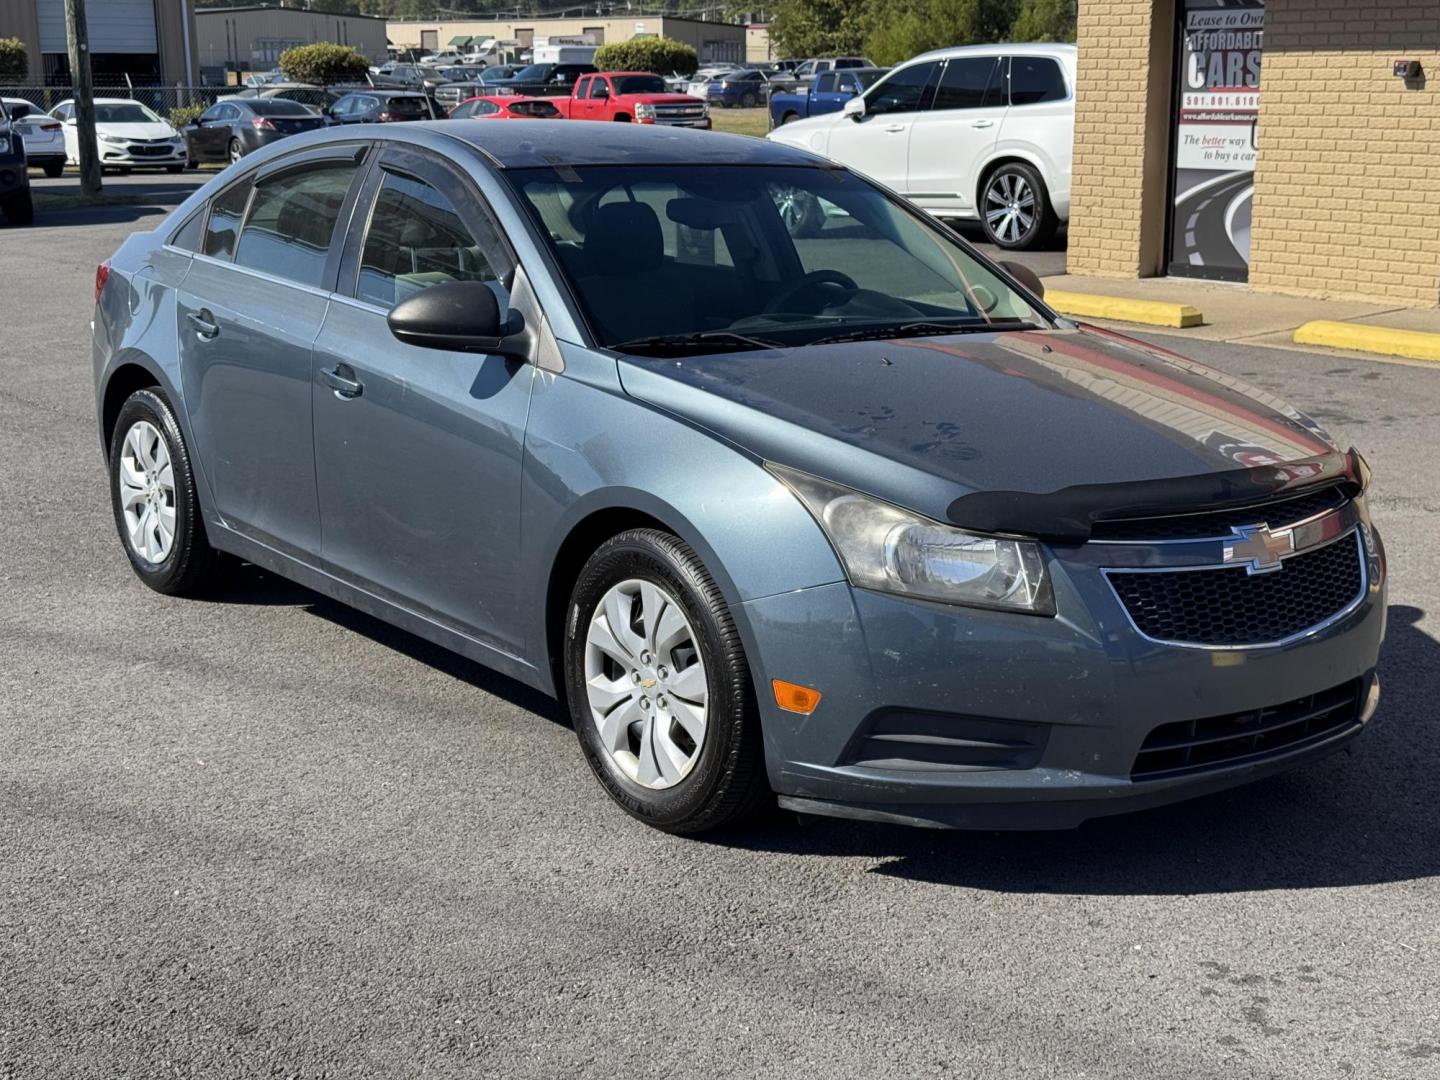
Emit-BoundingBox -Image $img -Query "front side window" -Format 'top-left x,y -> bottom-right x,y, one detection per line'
1009,57 -> 1068,105
864,62 -> 941,115
505,164 -> 1045,351
932,57 -> 1004,111
232,163 -> 356,287
815,73 -> 836,93
355,170 -> 508,311
202,179 -> 252,260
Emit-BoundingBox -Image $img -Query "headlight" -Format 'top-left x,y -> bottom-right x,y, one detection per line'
699,103 -> 710,117
97,132 -> 125,143
769,464 -> 1055,615
634,103 -> 656,120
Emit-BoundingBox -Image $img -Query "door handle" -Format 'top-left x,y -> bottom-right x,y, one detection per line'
186,310 -> 219,338
884,123 -> 906,133
321,364 -> 363,399
971,119 -> 995,128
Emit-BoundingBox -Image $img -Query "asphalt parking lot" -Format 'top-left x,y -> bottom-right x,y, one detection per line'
2,187 -> 1438,1079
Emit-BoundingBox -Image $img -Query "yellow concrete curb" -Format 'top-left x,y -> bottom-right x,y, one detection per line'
1044,290 -> 1204,329
1293,320 -> 1440,363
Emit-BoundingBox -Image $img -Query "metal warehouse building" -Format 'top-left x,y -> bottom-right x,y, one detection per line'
386,15 -> 748,66
1069,0 -> 1439,306
0,0 -> 198,84
194,5 -> 389,77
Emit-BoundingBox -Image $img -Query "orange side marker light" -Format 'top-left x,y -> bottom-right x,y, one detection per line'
772,679 -> 822,716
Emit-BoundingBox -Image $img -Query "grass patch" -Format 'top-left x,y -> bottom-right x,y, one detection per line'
710,108 -> 770,139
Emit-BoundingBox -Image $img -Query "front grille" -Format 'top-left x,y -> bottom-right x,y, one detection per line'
1091,484 -> 1348,540
1107,531 -> 1364,646
1131,678 -> 1363,780
841,709 -> 1049,772
655,105 -> 705,118
127,143 -> 171,156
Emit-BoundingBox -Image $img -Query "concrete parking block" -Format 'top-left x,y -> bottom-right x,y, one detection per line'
1045,289 -> 1203,328
1294,320 -> 1440,364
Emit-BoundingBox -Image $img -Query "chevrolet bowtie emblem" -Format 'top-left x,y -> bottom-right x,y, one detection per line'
1223,523 -> 1295,574
641,678 -> 657,689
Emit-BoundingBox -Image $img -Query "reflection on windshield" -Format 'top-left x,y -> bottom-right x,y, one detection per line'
94,103 -> 161,124
505,164 -> 1046,353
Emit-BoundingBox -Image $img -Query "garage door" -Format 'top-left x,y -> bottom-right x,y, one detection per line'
38,0 -> 159,54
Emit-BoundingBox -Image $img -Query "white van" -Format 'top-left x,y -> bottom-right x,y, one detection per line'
532,44 -> 598,66
769,43 -> 1075,250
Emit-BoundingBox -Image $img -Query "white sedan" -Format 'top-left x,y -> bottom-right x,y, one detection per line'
48,98 -> 187,173
1,98 -> 66,177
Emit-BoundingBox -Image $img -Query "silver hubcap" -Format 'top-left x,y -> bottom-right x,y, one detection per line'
773,186 -> 814,234
584,579 -> 708,790
985,172 -> 1036,244
118,420 -> 176,564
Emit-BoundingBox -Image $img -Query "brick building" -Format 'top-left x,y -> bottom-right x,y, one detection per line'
1068,0 -> 1439,307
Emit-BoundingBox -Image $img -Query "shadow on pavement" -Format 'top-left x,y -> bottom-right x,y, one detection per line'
708,605 -> 1438,896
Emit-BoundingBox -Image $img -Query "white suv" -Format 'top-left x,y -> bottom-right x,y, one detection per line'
768,44 -> 1074,249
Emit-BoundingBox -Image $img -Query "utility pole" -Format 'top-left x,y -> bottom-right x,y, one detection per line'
64,0 -> 102,196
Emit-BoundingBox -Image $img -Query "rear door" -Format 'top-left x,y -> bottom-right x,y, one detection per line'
175,146 -> 367,558
310,146 -> 536,651
997,54 -> 1074,211
905,55 -> 1006,213
825,60 -> 941,192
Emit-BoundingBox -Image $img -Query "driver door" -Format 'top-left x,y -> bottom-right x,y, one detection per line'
824,60 -> 941,193
311,146 -> 537,653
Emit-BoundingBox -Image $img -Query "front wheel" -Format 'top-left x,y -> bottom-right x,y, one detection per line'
108,388 -> 226,596
565,529 -> 768,834
979,161 -> 1057,250
43,161 -> 64,178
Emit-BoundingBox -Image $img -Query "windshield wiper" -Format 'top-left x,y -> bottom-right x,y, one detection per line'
809,319 -> 1040,346
610,330 -> 785,356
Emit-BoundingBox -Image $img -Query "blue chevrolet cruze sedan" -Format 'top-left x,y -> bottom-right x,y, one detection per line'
93,123 -> 1386,833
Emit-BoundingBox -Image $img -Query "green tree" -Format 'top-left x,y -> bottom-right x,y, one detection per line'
768,0 -> 866,59
0,37 -> 27,83
1010,0 -> 1076,41
278,43 -> 370,85
594,37 -> 699,77
862,0 -> 1018,67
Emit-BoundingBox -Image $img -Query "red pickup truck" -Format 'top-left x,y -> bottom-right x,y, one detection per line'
554,72 -> 710,128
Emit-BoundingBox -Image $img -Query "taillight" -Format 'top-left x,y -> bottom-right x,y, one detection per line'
251,116 -> 274,130
39,121 -> 61,132
376,112 -> 396,122
95,260 -> 111,305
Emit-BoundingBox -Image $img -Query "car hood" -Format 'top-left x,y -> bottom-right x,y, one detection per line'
97,121 -> 178,139
616,326 -> 1352,538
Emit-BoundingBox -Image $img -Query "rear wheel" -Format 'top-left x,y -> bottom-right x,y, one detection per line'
228,138 -> 243,164
739,91 -> 758,108
1,190 -> 34,225
108,388 -> 226,596
979,161 -> 1057,250
43,161 -> 64,178
565,529 -> 768,834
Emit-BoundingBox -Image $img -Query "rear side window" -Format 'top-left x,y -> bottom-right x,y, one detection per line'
170,208 -> 204,251
203,179 -> 252,260
933,57 -> 1003,111
1009,57 -> 1067,105
385,96 -> 427,116
232,162 -> 356,287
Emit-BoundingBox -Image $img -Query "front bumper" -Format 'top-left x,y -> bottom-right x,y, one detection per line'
740,520 -> 1388,830
97,142 -> 186,166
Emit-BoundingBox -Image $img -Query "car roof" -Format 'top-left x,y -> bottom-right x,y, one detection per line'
396,119 -> 825,169
911,42 -> 1077,63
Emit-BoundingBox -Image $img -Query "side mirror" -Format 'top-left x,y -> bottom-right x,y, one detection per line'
842,95 -> 865,120
387,280 -> 529,358
998,260 -> 1045,300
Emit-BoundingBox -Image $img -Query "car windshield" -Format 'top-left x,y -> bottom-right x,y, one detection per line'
247,99 -> 311,116
94,102 -> 162,124
611,75 -> 667,95
506,164 -> 1047,354
510,64 -> 553,81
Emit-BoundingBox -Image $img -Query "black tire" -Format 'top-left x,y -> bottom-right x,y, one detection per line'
613,113 -> 631,122
43,161 -> 64,178
740,92 -> 758,109
108,388 -> 226,596
228,138 -> 243,163
564,528 -> 769,834
780,111 -> 798,125
978,161 -> 1057,250
1,190 -> 34,225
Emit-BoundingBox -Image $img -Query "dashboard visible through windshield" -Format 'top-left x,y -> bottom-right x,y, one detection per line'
505,164 -> 1047,354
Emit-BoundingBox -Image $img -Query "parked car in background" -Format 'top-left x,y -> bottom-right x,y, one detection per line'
745,62 -> 805,95
490,62 -> 598,97
93,123 -> 1387,836
769,44 -> 1075,250
2,97 -> 66,176
792,57 -> 875,80
701,68 -> 776,109
182,98 -> 327,165
325,91 -> 437,124
449,95 -> 563,120
557,73 -> 709,127
419,49 -> 465,67
371,64 -> 428,89
683,64 -> 740,96
0,98 -> 34,224
768,68 -> 886,128
49,98 -> 186,174
433,66 -> 525,112
248,83 -> 336,111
